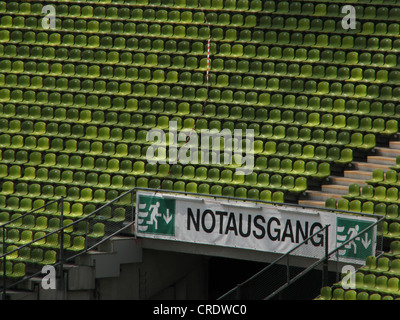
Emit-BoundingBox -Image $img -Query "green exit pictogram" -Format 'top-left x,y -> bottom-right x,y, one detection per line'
336,217 -> 375,261
136,194 -> 176,236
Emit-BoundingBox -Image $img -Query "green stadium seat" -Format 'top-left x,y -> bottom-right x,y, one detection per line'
1,0 -> 400,288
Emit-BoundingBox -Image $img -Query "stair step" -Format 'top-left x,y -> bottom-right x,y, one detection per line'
344,170 -> 372,179
298,200 -> 325,208
367,156 -> 396,166
306,191 -> 344,201
389,141 -> 400,150
353,162 -> 392,172
321,184 -> 349,195
330,176 -> 368,186
375,147 -> 400,158
4,289 -> 36,300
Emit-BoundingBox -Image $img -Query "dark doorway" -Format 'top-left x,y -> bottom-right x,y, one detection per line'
208,257 -> 267,300
208,256 -> 337,300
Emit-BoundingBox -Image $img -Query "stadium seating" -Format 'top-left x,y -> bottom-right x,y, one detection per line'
0,0 -> 400,296
317,256 -> 400,300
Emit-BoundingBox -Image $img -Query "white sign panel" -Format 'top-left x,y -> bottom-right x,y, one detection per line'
135,192 -> 377,261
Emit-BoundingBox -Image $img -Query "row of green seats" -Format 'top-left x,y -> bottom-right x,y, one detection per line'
0,186 -> 123,207
4,59 -> 400,94
8,232 -> 89,253
199,101 -> 400,119
359,256 -> 400,275
266,1 -> 400,19
0,178 -> 131,199
0,211 -> 104,233
234,141 -> 354,163
237,158 -> 329,178
2,245 -> 57,265
0,140 -> 148,158
2,86 -> 400,113
345,271 -> 400,292
0,261 -> 25,278
1,54 -> 398,87
56,11 -> 258,27
1,25 -> 213,43
0,164 -> 305,196
3,36 -> 400,72
4,56 -> 399,93
0,123 -> 144,142
3,19 -> 400,59
0,201 -> 98,222
261,16 -> 400,35
259,141 -> 353,163
344,183 -> 400,203
0,94 -> 395,134
185,175 -> 307,193
3,44 -> 399,76
0,143 -> 252,167
326,197 -> 390,215
0,136 -> 352,166
321,271 -> 400,299
0,0 -> 264,16
0,119 -> 384,149
152,179 -> 286,201
0,115 -> 157,130
10,16 -> 400,43
4,33 -> 400,67
0,227 -> 97,249
5,46 -> 400,80
213,63 -> 400,84
4,1 -> 400,25
329,197 -> 400,221
262,15 -> 400,33
3,60 -> 400,96
0,135 -> 264,159
0,227 -> 100,247
6,1 -> 400,24
367,169 -> 400,187
3,41 -> 211,59
111,175 -> 287,201
382,221 -> 400,239
0,161 -> 298,199
318,287 -> 399,300
0,152 -> 329,181
384,241 -> 400,258
1,99 -> 399,128
1,202 -> 123,226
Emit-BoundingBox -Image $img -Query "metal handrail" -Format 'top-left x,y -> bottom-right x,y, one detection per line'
217,211 -> 384,300
0,187 -> 136,298
217,224 -> 331,300
1,221 -> 135,296
0,187 -> 386,299
0,198 -> 61,229
263,214 -> 385,300
0,187 -> 134,261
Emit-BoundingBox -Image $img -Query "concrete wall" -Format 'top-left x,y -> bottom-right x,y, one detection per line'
95,249 -> 208,300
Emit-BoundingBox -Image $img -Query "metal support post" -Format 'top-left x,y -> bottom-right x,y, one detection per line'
2,226 -> 6,300
322,226 -> 329,287
58,197 -> 65,293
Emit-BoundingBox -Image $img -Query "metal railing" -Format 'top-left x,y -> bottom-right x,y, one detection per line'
217,213 -> 384,300
218,224 -> 330,300
0,187 -> 136,299
264,214 -> 384,300
0,187 -> 387,299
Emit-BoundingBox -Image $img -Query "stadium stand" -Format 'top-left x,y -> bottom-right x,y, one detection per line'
1,0 -> 400,300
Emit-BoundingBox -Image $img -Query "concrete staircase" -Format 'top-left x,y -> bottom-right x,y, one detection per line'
6,235 -> 142,300
299,142 -> 400,209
